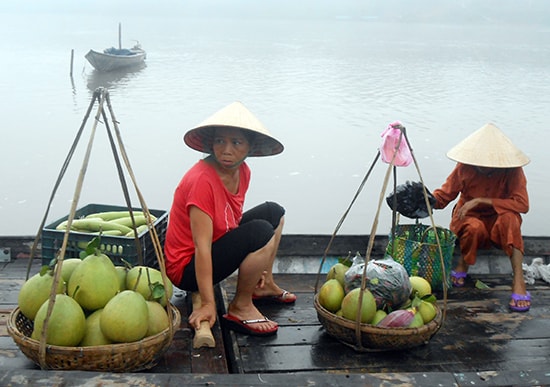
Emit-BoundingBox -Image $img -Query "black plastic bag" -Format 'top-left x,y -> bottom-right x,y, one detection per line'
386,181 -> 436,219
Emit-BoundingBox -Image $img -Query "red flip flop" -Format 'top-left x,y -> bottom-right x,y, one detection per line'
222,313 -> 278,336
252,290 -> 297,305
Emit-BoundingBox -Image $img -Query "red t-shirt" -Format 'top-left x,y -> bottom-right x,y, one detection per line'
164,159 -> 250,286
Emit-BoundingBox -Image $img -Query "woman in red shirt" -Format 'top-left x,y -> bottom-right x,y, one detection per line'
165,102 -> 296,336
432,123 -> 531,312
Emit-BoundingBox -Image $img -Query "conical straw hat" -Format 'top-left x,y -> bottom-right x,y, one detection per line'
183,101 -> 284,157
447,123 -> 530,168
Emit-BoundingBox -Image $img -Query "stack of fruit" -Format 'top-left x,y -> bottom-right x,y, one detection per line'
318,260 -> 438,328
17,241 -> 173,347
55,210 -> 156,237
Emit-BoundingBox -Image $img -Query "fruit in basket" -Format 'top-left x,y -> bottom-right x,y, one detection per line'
100,290 -> 149,343
115,266 -> 127,291
377,308 -> 416,328
56,258 -> 82,283
79,309 -> 112,346
326,263 -> 348,287
318,279 -> 345,313
409,276 -> 432,298
341,288 -> 376,323
146,300 -> 170,336
126,266 -> 174,307
371,309 -> 387,325
31,294 -> 86,346
67,252 -> 120,311
407,310 -> 424,328
17,270 -> 65,320
418,300 -> 437,323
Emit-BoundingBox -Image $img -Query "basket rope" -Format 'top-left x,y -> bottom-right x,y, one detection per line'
21,87 -> 174,370
316,124 -> 448,352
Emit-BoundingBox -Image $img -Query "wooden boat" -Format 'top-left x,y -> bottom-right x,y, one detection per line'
1,234 -> 549,386
85,43 -> 146,72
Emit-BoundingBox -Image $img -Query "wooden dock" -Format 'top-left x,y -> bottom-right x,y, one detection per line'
1,235 -> 550,386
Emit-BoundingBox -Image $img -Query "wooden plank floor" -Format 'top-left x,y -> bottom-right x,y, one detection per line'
2,256 -> 550,386
221,272 -> 550,375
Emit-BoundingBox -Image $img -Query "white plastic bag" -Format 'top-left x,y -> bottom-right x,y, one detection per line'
522,257 -> 550,285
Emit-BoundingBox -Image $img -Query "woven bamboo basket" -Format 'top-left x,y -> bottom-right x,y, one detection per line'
7,304 -> 181,372
314,295 -> 443,352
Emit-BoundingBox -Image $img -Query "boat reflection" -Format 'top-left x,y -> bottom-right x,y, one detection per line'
86,62 -> 147,93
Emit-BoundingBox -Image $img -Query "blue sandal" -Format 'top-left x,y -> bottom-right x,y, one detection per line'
451,270 -> 467,287
509,292 -> 531,312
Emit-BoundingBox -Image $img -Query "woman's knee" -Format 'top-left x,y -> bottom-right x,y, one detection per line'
246,219 -> 276,250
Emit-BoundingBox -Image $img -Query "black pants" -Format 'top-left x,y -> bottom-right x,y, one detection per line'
178,201 -> 285,291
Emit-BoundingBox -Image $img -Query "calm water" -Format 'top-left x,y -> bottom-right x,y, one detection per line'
1,5 -> 549,237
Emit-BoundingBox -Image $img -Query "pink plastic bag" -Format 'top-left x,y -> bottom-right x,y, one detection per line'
379,121 -> 412,167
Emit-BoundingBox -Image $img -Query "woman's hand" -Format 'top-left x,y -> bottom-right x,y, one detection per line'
189,302 -> 217,330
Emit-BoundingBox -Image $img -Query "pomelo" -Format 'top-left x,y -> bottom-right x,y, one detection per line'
418,300 -> 437,323
318,279 -> 345,313
409,276 -> 432,298
126,266 -> 173,306
67,253 -> 120,311
79,308 -> 112,346
100,290 -> 149,343
341,288 -> 376,324
115,266 -> 127,292
31,294 -> 86,346
407,310 -> 424,328
18,271 -> 65,320
56,258 -> 82,284
371,309 -> 387,325
326,263 -> 348,287
145,301 -> 170,337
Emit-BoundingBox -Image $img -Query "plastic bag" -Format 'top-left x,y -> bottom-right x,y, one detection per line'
344,252 -> 365,293
363,257 -> 412,310
386,180 -> 436,219
344,254 -> 412,310
379,121 -> 413,167
522,257 -> 550,285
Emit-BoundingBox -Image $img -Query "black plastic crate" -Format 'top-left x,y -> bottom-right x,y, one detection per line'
41,203 -> 168,267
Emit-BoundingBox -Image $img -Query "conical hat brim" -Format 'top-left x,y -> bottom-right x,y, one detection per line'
183,101 -> 284,157
447,123 -> 530,168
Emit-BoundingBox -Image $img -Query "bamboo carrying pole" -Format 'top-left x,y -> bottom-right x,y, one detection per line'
191,292 -> 215,348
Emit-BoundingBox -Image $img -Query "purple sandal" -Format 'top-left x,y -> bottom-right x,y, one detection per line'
451,270 -> 467,287
509,292 -> 531,312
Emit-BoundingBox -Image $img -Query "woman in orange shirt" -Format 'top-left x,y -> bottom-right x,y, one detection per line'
432,123 -> 531,312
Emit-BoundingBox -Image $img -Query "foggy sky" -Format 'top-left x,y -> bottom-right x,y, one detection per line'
2,0 -> 550,24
